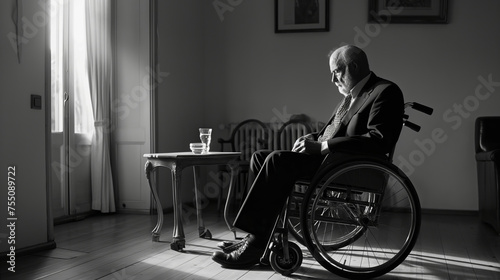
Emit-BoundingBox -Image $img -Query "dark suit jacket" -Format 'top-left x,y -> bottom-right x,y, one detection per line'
316,72 -> 404,158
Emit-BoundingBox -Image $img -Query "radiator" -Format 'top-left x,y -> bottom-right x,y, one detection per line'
219,121 -> 323,154
217,120 -> 323,207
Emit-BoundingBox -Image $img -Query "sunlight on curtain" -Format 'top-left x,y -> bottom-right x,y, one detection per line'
72,0 -> 94,135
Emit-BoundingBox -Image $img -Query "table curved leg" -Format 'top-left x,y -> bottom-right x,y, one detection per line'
145,161 -> 163,242
171,165 -> 186,250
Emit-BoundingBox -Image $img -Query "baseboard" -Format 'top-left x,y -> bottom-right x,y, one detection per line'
54,211 -> 98,225
117,207 -> 174,215
117,208 -> 151,215
0,240 -> 56,259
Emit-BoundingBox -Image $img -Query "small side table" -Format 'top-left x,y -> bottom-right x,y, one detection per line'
144,152 -> 241,251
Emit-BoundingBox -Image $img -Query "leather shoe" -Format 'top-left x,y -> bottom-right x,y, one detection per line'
212,239 -> 264,269
216,235 -> 250,253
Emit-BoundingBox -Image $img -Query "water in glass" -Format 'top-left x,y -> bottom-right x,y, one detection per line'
199,128 -> 212,153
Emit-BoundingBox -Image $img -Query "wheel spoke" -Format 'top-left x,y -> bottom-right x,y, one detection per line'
301,160 -> 421,279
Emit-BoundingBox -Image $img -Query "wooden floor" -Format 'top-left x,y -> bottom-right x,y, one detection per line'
2,206 -> 500,280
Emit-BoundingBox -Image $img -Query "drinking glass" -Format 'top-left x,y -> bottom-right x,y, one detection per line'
199,128 -> 212,153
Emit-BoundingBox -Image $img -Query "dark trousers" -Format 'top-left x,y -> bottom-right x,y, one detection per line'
233,150 -> 325,239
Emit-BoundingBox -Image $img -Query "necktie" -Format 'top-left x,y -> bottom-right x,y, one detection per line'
318,94 -> 352,141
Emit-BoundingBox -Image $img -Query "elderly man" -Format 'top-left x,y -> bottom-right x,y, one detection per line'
212,45 -> 404,268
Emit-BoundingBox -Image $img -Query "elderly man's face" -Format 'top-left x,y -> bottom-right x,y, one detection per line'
329,53 -> 356,96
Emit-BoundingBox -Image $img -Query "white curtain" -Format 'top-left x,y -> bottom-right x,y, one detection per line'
85,0 -> 115,213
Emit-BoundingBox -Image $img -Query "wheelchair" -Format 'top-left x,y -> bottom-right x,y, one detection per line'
261,102 -> 433,279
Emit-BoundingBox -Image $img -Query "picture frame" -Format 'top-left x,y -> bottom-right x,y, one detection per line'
368,0 -> 448,24
275,0 -> 329,33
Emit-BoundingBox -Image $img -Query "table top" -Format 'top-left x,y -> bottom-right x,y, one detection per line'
143,151 -> 241,159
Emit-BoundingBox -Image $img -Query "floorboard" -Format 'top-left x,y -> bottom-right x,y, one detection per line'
1,206 -> 499,280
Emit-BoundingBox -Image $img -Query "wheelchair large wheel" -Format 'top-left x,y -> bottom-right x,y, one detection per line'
287,183 -> 366,249
301,159 -> 421,279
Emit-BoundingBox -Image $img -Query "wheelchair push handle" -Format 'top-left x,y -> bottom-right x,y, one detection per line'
403,102 -> 433,132
404,121 -> 421,132
404,102 -> 433,115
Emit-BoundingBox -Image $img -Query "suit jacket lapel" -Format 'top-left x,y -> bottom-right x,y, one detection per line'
332,72 -> 380,137
341,88 -> 372,125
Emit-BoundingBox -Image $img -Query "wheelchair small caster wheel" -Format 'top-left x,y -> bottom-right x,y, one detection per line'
269,241 -> 303,276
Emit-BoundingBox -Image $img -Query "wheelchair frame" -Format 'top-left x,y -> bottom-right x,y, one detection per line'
262,102 -> 433,279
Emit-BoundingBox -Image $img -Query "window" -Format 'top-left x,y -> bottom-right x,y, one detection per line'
50,0 -> 94,134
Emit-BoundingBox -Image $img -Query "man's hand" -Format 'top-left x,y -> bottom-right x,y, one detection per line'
292,134 -> 313,152
292,137 -> 322,155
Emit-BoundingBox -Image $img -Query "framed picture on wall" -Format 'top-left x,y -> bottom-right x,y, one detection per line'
368,0 -> 448,24
275,0 -> 329,33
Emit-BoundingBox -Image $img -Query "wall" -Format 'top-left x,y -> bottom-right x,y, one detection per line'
200,0 -> 500,211
0,0 -> 51,253
1,1 -> 497,256
156,0 -> 206,209
114,0 -> 153,213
